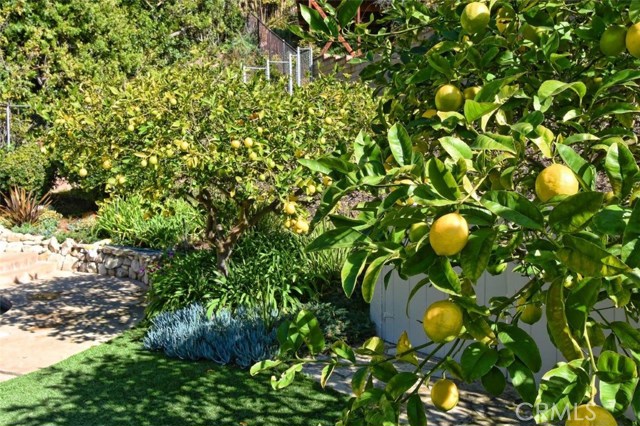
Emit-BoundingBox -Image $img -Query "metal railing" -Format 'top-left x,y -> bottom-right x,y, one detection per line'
244,14 -> 314,94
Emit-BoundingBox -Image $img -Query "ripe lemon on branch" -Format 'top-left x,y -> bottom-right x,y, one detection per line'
423,300 -> 463,343
565,405 -> 616,426
431,379 -> 459,412
429,213 -> 469,256
435,85 -> 464,112
626,23 -> 640,58
535,164 -> 579,202
461,2 -> 490,34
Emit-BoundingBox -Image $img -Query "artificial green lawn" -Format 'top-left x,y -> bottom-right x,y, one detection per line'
0,330 -> 346,426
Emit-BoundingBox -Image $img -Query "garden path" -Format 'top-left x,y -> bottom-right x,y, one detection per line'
304,350 -> 536,425
0,271 -> 145,382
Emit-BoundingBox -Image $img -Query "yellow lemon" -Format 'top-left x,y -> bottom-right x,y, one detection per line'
149,155 -> 158,165
78,168 -> 88,178
431,379 -> 459,412
463,86 -> 481,100
322,176 -> 333,186
626,23 -> 640,58
180,141 -> 190,151
140,159 -> 148,167
283,202 -> 296,215
423,300 -> 464,343
102,159 -> 112,170
295,219 -> 309,234
231,140 -> 242,149
435,85 -> 464,112
600,26 -> 627,56
243,137 -> 254,148
429,213 -> 469,256
520,303 -> 543,325
565,405 -> 616,426
461,2 -> 490,34
535,164 -> 579,202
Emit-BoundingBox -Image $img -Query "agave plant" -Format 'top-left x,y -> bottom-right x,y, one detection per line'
0,187 -> 52,226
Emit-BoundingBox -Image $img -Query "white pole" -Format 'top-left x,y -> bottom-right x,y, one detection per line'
288,54 -> 294,95
266,59 -> 271,81
5,103 -> 10,148
242,65 -> 247,83
309,48 -> 314,79
296,47 -> 302,87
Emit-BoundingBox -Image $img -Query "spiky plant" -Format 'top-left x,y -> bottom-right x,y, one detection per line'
0,187 -> 52,226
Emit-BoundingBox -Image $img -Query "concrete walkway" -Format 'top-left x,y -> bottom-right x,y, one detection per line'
304,350 -> 535,425
0,272 -> 145,382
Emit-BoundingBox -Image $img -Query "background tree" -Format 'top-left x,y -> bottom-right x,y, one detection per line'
45,60 -> 373,273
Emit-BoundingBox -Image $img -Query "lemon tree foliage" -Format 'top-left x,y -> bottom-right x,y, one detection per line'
45,61 -> 372,273
253,1 -> 640,425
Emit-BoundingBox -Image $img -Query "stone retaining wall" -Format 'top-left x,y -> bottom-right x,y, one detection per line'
0,227 -> 161,284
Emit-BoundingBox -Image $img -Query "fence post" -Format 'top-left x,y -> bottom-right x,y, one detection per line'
288,54 -> 294,95
296,47 -> 302,87
242,65 -> 247,83
266,59 -> 271,81
309,49 -> 314,79
5,103 -> 10,148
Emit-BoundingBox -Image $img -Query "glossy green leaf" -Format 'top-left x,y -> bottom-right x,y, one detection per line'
300,4 -> 330,34
538,80 -> 586,102
623,200 -> 640,244
473,133 -> 516,154
534,360 -> 590,423
406,394 -> 427,426
508,359 -> 537,404
341,250 -> 369,298
351,367 -> 370,396
362,255 -> 390,303
460,228 -> 497,281
481,191 -> 544,230
428,257 -> 462,295
610,322 -> 640,352
461,342 -> 499,381
426,157 -> 461,200
596,351 -> 638,384
557,235 -> 629,277
336,0 -> 363,27
605,142 -> 639,198
439,136 -> 472,161
388,123 -> 413,167
549,192 -> 603,233
556,144 -> 595,189
307,227 -> 371,252
498,323 -> 542,372
385,372 -> 419,400
600,378 -> 638,415
481,367 -> 507,397
464,100 -> 500,122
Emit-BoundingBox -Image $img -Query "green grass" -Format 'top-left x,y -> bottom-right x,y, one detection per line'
0,330 -> 346,426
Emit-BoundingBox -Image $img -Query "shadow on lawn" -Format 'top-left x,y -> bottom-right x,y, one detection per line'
1,336 -> 345,426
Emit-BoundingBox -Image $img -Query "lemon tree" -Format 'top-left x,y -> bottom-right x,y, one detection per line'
44,60 -> 372,273
253,1 -> 640,425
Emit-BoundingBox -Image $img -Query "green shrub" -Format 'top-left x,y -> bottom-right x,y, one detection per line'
302,289 -> 377,346
0,143 -> 55,195
54,216 -> 98,243
145,216 -> 321,320
145,250 -> 219,319
94,195 -> 203,248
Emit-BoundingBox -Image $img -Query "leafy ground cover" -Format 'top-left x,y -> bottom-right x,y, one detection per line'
0,329 -> 345,426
